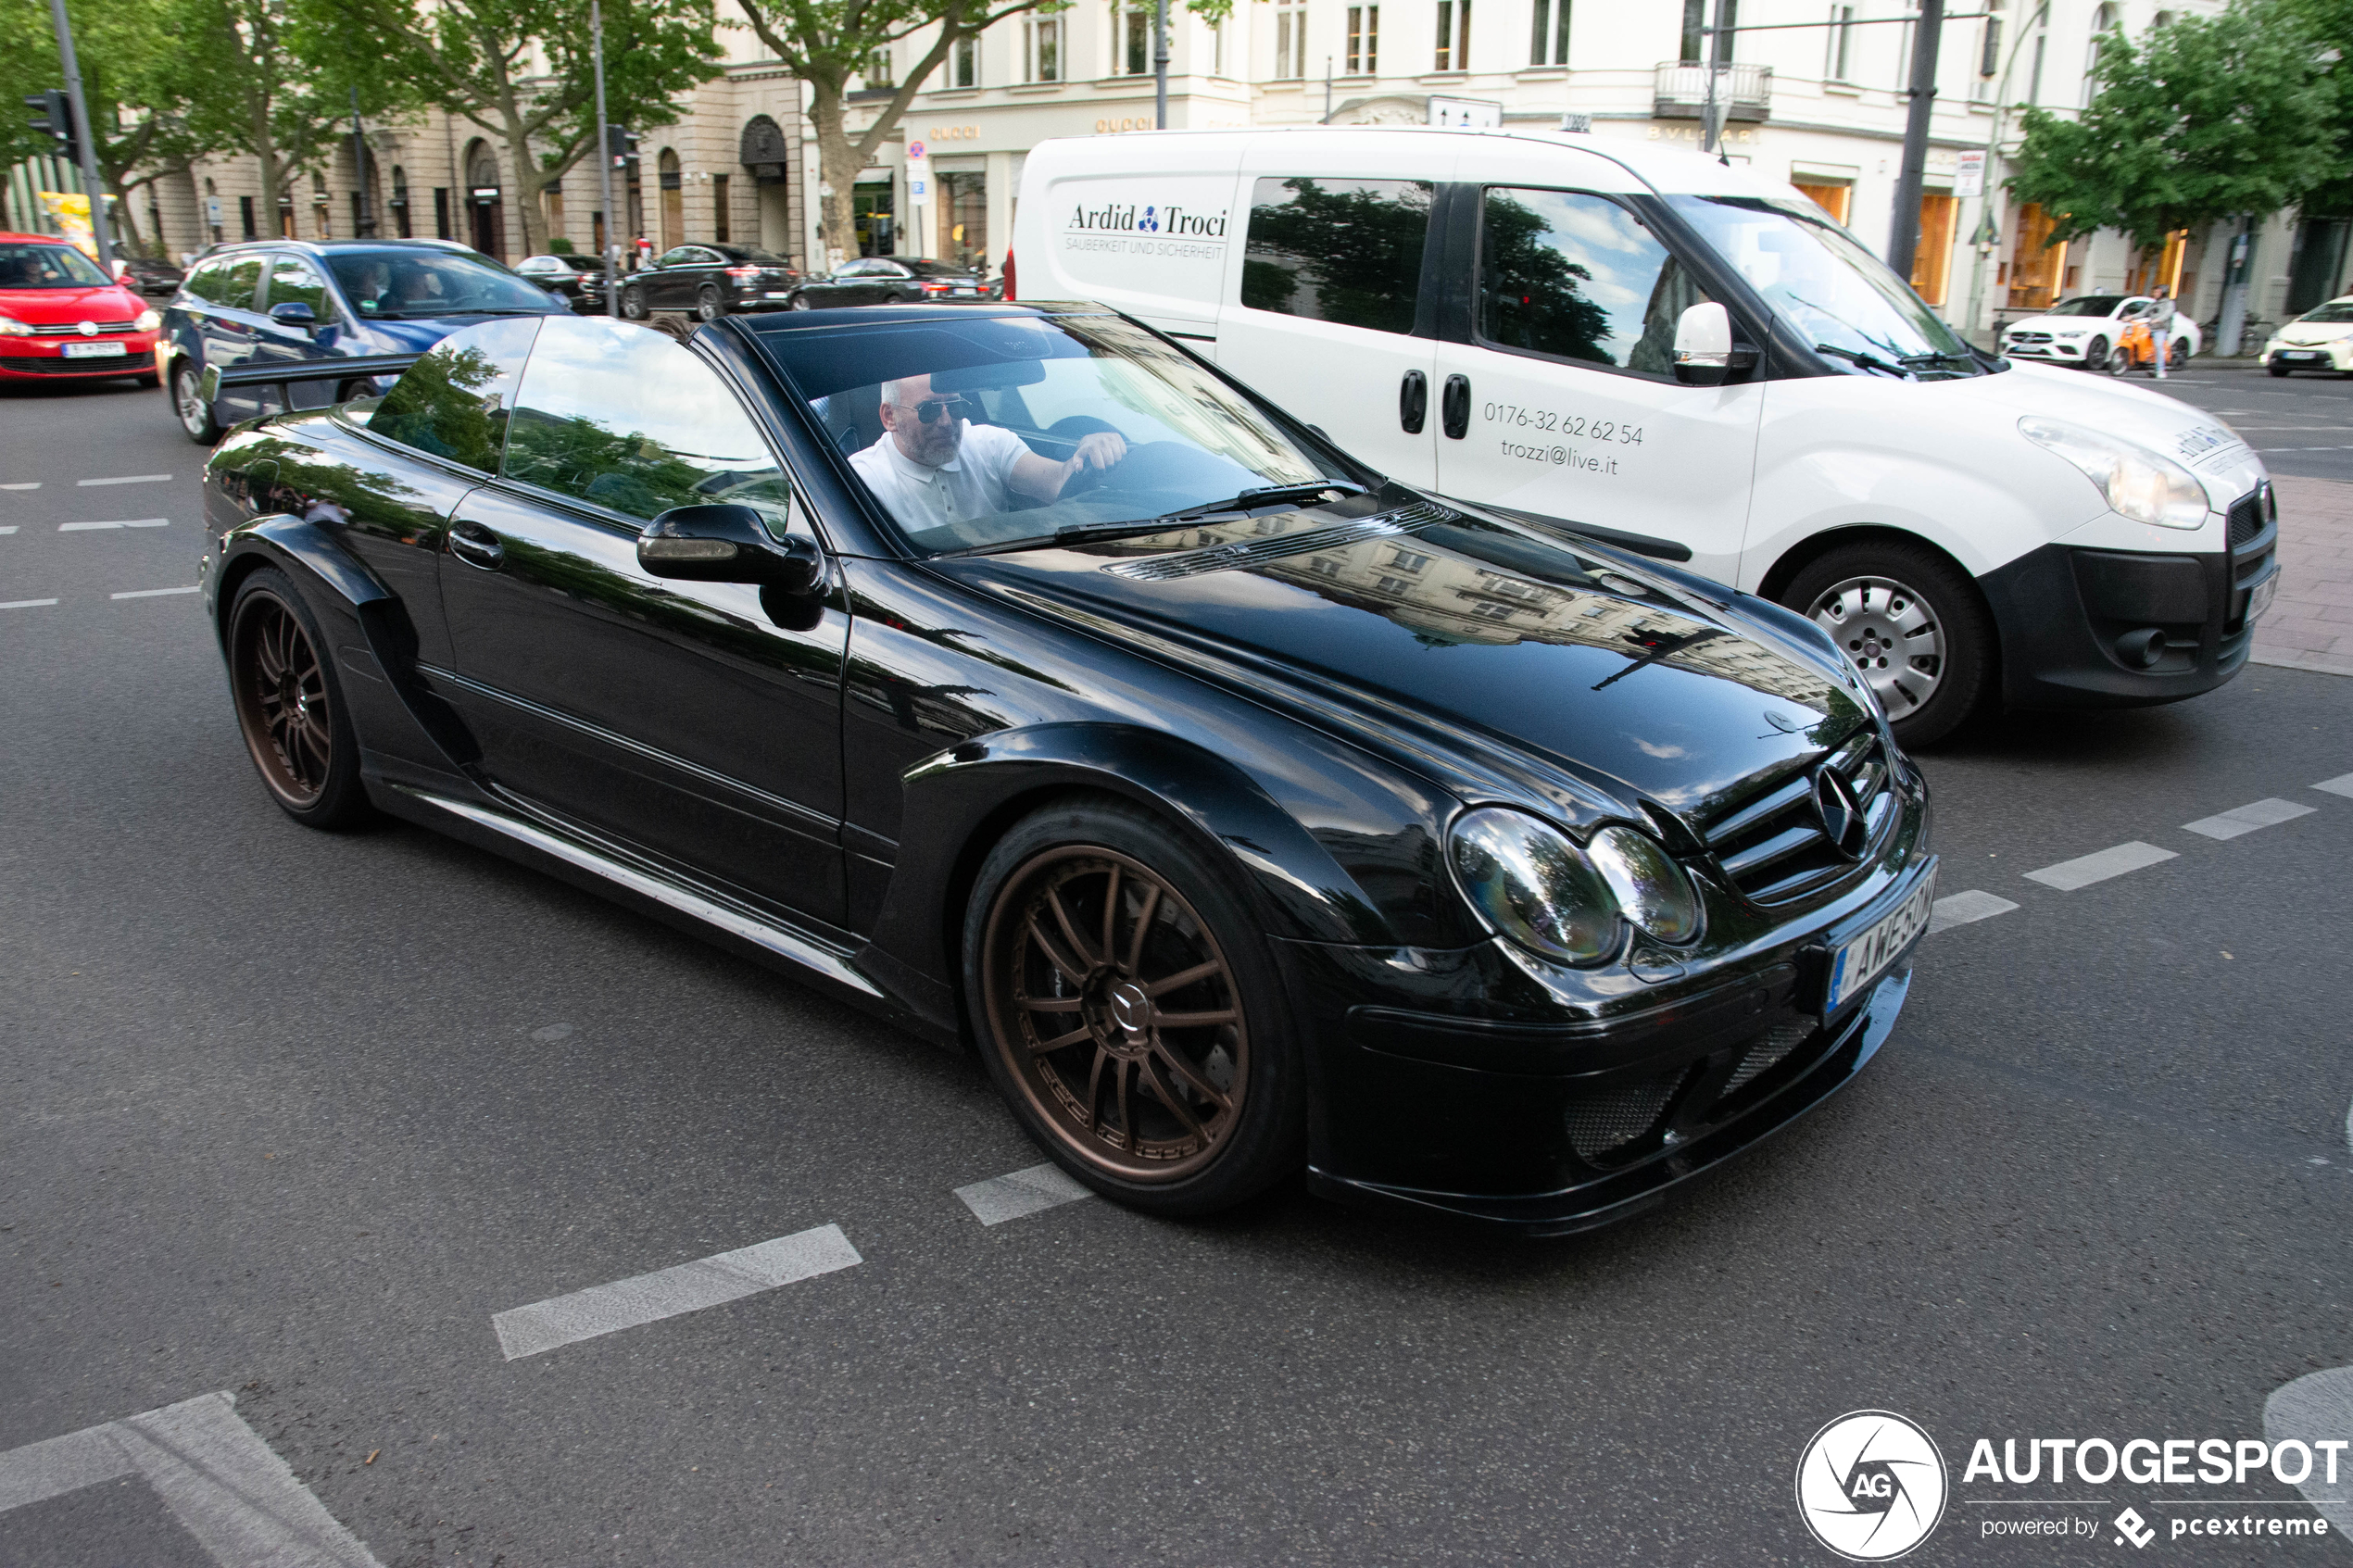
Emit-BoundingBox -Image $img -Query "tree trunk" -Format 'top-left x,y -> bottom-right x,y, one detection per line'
806,83 -> 862,267
250,94 -> 281,232
499,122 -> 548,257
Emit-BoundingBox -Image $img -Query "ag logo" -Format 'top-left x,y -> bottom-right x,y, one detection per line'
1795,1411 -> 1947,1561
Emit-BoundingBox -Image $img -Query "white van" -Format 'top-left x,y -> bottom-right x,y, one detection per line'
1010,128 -> 2278,744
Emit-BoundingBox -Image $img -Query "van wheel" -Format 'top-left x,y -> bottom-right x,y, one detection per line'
1782,542 -> 1994,749
2082,336 -> 2109,372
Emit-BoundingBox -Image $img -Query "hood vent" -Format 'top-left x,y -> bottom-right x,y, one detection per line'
1101,501 -> 1444,582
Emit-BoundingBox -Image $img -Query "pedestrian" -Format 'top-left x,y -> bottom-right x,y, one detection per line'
2147,283 -> 2175,379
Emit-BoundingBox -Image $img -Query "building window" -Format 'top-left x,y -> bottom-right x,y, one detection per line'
713,173 -> 730,241
865,48 -> 894,87
1310,556 -> 1341,577
1680,0 -> 1704,61
434,187 -> 451,239
1119,3 -> 1151,74
1390,547 -> 1429,571
1434,0 -> 1469,69
1211,19 -> 1227,74
2084,1 -> 2118,102
953,33 -> 979,86
237,194 -> 256,240
1023,15 -> 1062,81
1529,0 -> 1565,65
1275,0 -> 1306,79
1826,4 -> 1856,81
389,167 -> 411,237
1347,4 -> 1378,71
1972,0 -> 2003,101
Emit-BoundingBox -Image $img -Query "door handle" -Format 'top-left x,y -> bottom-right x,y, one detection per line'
447,521 -> 505,571
1441,373 -> 1471,440
1400,369 -> 1428,434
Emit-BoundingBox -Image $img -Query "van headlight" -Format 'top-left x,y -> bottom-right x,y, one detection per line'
1449,809 -> 1700,963
2019,415 -> 2210,530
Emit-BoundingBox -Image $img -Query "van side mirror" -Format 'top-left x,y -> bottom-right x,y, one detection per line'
1674,301 -> 1734,385
639,503 -> 823,595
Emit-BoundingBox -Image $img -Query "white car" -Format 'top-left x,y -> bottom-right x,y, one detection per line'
2261,296 -> 2353,375
2001,295 -> 2201,372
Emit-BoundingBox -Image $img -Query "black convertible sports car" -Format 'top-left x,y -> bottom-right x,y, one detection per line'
198,306 -> 1935,1233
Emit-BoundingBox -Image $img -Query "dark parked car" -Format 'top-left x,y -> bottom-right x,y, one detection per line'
787,256 -> 991,309
111,245 -> 185,296
513,252 -> 609,313
197,306 -> 1934,1232
612,242 -> 801,322
159,238 -> 571,445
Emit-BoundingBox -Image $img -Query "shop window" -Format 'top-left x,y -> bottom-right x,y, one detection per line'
1908,192 -> 1956,305
1792,182 -> 1851,224
2007,201 -> 2065,308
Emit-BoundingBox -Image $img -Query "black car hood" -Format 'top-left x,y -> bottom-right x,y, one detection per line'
932,502 -> 1872,830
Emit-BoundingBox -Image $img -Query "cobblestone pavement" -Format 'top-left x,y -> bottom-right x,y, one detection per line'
2263,475 -> 2353,678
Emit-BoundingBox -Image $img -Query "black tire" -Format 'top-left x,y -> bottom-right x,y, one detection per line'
696,284 -> 723,322
172,360 -> 221,445
1780,540 -> 1995,749
2169,340 -> 2189,369
225,568 -> 372,830
619,284 -> 648,321
2082,335 -> 2109,372
963,797 -> 1305,1216
787,293 -> 812,311
2269,361 -> 2291,377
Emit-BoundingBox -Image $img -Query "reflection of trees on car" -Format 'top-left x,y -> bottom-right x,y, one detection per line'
369,346 -> 509,468
1240,178 -> 1431,335
505,408 -> 789,522
1478,193 -> 1616,364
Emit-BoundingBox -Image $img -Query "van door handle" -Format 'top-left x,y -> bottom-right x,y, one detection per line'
1400,369 -> 1428,433
447,521 -> 505,571
1441,373 -> 1471,440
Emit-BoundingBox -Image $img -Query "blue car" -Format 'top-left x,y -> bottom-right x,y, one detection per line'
160,238 -> 570,445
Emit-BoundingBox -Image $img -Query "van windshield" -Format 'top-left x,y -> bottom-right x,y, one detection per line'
1667,194 -> 1984,380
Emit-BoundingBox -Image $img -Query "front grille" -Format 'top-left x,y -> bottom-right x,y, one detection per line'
1700,729 -> 1895,905
2007,331 -> 2053,344
1565,1068 -> 1689,1163
2227,483 -> 2271,548
0,350 -> 153,374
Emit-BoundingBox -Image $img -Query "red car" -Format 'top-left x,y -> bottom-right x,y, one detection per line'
0,232 -> 161,385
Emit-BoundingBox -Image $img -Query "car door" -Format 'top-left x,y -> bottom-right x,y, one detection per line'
647,246 -> 700,309
1429,185 -> 1764,584
435,315 -> 851,926
203,253 -> 273,421
1212,144 -> 1454,489
864,260 -> 913,304
252,253 -> 345,408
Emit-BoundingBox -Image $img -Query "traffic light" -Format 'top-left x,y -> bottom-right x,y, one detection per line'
606,125 -> 639,170
25,90 -> 76,162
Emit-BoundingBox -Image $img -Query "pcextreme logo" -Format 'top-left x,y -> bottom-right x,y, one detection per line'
1796,1411 -> 1950,1561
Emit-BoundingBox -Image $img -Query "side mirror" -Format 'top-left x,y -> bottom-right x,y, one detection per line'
270,301 -> 318,331
638,503 -> 822,595
1673,301 -> 1733,385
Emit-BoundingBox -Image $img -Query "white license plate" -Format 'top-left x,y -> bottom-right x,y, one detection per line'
764,291 -> 794,298
1825,872 -> 1937,1014
2249,573 -> 2278,623
2284,351 -> 2321,360
62,341 -> 128,358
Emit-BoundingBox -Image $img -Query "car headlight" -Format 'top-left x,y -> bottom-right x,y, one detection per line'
2018,415 -> 2209,530
1585,826 -> 1703,946
133,307 -> 160,332
1449,809 -> 1701,963
2054,330 -> 2086,339
0,314 -> 31,336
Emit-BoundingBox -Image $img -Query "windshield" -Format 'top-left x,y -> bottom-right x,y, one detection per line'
765,311 -> 1363,555
0,242 -> 110,289
323,249 -> 560,319
2046,295 -> 2126,318
715,245 -> 791,266
1667,194 -> 1982,378
2297,302 -> 2353,323
900,258 -> 975,278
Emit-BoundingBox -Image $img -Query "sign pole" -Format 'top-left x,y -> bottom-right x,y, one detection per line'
44,0 -> 115,269
592,0 -> 619,287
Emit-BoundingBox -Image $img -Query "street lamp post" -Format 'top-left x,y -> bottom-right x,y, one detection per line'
1885,0 -> 1944,281
1153,0 -> 1170,130
593,0 -> 619,286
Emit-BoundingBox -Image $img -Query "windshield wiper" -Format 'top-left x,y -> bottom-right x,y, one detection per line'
1165,481 -> 1365,522
937,481 -> 1367,558
1814,342 -> 1913,377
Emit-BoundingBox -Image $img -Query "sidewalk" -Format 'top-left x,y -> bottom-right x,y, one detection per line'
2257,475 -> 2353,677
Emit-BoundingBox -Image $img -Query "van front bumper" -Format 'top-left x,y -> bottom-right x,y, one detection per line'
1979,485 -> 2279,710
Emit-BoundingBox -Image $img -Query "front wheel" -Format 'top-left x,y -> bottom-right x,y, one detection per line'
173,361 -> 221,445
965,798 -> 1304,1216
618,284 -> 648,321
226,568 -> 371,829
2082,335 -> 2110,372
787,293 -> 812,311
2169,340 -> 2189,369
696,284 -> 723,322
1782,541 -> 1994,748
2269,360 -> 2292,377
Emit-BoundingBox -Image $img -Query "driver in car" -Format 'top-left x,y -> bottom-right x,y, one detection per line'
849,373 -> 1126,531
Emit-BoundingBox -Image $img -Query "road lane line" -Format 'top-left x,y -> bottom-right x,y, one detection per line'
2023,841 -> 2177,891
2183,797 -> 2318,840
955,1161 -> 1093,1225
1927,890 -> 2020,935
0,525 -> 16,534
1,598 -> 59,610
2262,1370 -> 2353,1534
2316,772 -> 2353,800
491,1223 -> 861,1360
0,1390 -> 384,1566
0,482 -> 36,491
77,473 -> 171,485
111,585 -> 200,599
59,518 -> 169,532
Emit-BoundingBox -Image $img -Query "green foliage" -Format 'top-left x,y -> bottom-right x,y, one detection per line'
546,236 -> 575,253
2008,0 -> 2337,248
1239,179 -> 1430,335
2281,0 -> 2353,215
1477,192 -> 1617,365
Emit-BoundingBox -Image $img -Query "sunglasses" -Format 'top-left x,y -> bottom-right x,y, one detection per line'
901,396 -> 975,425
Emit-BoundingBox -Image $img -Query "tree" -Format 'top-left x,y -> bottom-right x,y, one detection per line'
2281,0 -> 2353,217
2008,1 -> 2336,251
730,0 -> 1229,264
327,0 -> 724,257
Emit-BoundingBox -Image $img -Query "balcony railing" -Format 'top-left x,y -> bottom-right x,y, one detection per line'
1654,61 -> 1773,122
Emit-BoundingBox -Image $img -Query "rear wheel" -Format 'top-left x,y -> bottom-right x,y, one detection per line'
966,798 -> 1303,1215
619,284 -> 648,321
2169,339 -> 2189,369
226,568 -> 371,829
1782,540 -> 1994,749
788,293 -> 812,311
173,361 -> 221,445
696,284 -> 723,321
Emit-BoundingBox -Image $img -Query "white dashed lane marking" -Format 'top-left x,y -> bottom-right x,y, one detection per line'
1928,890 -> 2019,935
0,525 -> 15,534
955,1161 -> 1093,1225
490,1223 -> 862,1360
77,473 -> 171,486
1,598 -> 59,610
58,518 -> 168,532
2183,797 -> 2317,841
2024,841 -> 2179,892
2316,773 -> 2353,800
0,1390 -> 383,1566
2263,1371 -> 2353,1534
111,585 -> 199,599
0,482 -> 36,491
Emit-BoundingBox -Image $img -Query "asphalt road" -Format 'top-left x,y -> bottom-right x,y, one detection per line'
4,374 -> 2351,1567
2133,358 -> 2353,483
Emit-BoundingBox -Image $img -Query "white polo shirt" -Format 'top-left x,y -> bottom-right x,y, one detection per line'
848,422 -> 1033,533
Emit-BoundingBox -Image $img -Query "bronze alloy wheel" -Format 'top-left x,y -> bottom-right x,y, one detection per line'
231,587 -> 334,809
981,846 -> 1249,1183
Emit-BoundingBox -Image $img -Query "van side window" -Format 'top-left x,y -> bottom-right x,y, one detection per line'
1240,176 -> 1432,336
1478,188 -> 1709,378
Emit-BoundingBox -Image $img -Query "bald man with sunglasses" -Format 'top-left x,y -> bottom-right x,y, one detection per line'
848,372 -> 1127,532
